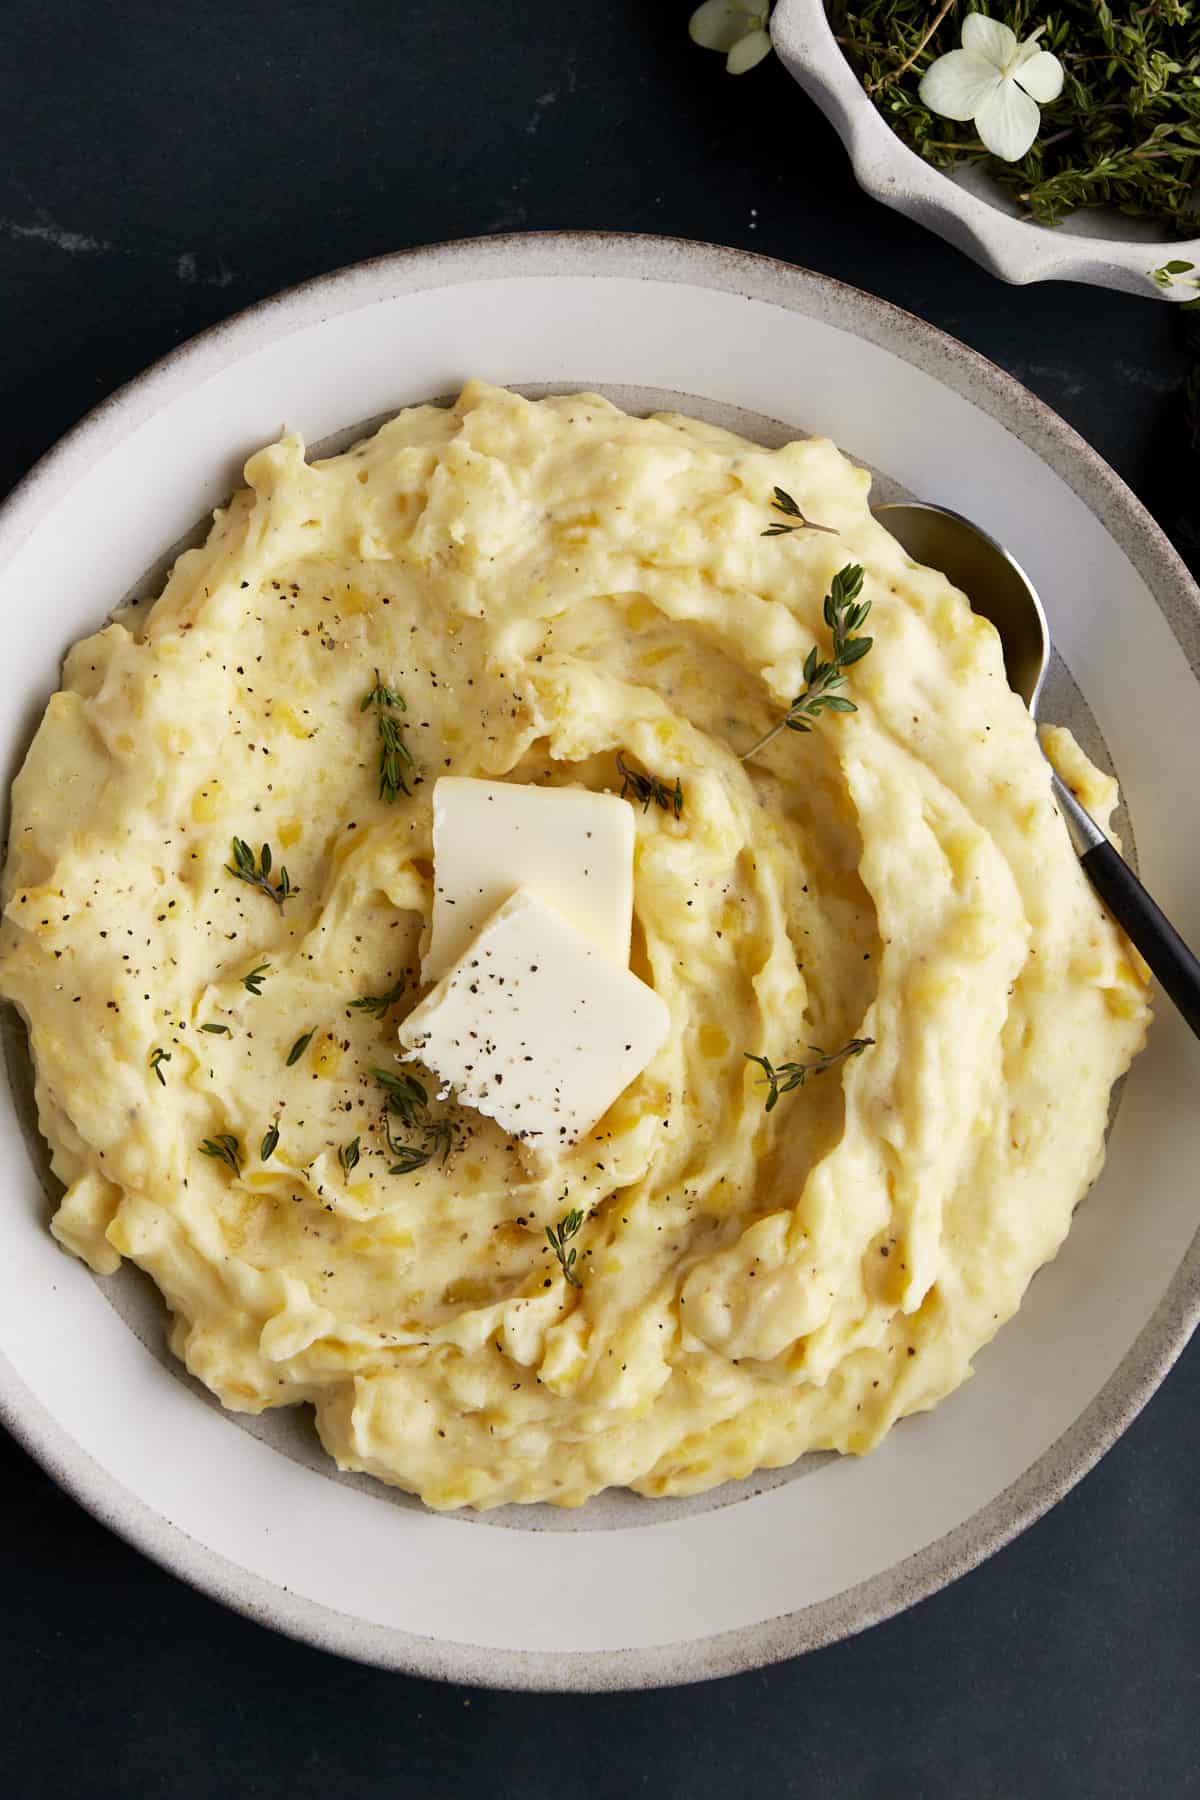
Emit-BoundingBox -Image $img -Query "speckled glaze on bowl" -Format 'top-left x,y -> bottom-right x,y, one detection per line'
771,0 -> 1200,300
0,233 -> 1198,1690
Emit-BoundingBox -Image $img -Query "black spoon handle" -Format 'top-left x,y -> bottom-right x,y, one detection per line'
1052,772 -> 1200,1039
1080,840 -> 1200,1037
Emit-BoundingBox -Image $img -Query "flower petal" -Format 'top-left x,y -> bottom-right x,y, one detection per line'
689,0 -> 759,52
961,12 -> 1017,68
919,50 -> 1002,123
1013,47 -> 1064,104
726,26 -> 772,73
975,78 -> 1041,161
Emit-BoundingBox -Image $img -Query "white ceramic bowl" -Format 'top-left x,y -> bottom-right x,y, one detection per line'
1,234 -> 1198,1689
772,0 -> 1200,300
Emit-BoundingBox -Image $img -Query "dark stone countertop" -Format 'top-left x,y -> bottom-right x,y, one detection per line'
1,4 -> 1196,1794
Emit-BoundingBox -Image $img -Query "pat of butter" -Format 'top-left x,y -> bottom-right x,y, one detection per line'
422,777 -> 634,981
400,888 -> 670,1152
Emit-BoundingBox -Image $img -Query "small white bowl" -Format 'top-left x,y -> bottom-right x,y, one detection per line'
772,0 -> 1200,300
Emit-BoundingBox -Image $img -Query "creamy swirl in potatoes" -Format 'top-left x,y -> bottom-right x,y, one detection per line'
0,381 -> 1150,1509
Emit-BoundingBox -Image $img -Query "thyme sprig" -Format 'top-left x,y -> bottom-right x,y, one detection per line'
338,1137 -> 361,1177
361,671 -> 415,802
1151,259 -> 1199,295
199,1133 -> 242,1174
149,1047 -> 171,1086
761,486 -> 837,537
373,1068 -> 453,1173
617,751 -> 684,818
350,977 -> 407,1018
546,1207 -> 585,1288
227,838 -> 296,908
746,1038 -> 874,1112
741,564 -> 871,762
373,1068 -> 430,1127
241,963 -> 271,996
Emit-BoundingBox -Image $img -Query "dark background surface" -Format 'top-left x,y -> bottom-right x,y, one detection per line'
2,3 -> 1197,1795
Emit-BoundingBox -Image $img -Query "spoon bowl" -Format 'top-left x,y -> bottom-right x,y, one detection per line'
872,497 -> 1200,1038
873,502 -> 1050,713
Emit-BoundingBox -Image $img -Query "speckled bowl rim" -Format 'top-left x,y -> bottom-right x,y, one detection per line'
0,232 -> 1196,1691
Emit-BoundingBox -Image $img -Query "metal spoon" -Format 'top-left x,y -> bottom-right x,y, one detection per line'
874,501 -> 1200,1037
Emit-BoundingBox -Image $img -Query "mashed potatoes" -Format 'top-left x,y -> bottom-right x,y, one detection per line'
0,381 -> 1150,1508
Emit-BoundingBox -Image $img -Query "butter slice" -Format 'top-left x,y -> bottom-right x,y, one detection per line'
400,888 -> 670,1152
422,777 -> 634,980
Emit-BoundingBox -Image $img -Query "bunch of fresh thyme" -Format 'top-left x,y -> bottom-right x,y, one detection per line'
826,0 -> 1200,234
825,2 -> 1199,550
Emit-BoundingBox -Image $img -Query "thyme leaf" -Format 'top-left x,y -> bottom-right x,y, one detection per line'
241,963 -> 271,996
260,1124 -> 280,1161
286,1029 -> 315,1067
149,1046 -> 171,1086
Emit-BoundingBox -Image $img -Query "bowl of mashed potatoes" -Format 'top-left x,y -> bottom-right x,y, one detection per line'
0,235 -> 1197,1687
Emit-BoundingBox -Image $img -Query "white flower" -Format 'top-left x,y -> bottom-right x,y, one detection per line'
919,13 -> 1064,162
689,0 -> 773,76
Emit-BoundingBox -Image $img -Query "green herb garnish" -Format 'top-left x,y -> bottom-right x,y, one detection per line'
260,1123 -> 280,1161
350,977 -> 407,1018
286,1029 -> 315,1067
761,485 -> 837,537
384,1114 -> 453,1175
373,1068 -> 430,1125
200,1022 -> 231,1035
741,563 -> 871,761
617,751 -> 684,819
227,838 -> 296,908
546,1207 -> 585,1288
745,1037 -> 874,1111
338,1137 -> 361,1176
373,1067 -> 453,1172
241,963 -> 271,996
149,1047 -> 171,1086
386,1141 -> 439,1174
1151,259 -> 1199,294
199,1133 -> 242,1174
825,1 -> 1200,235
361,670 -> 415,802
